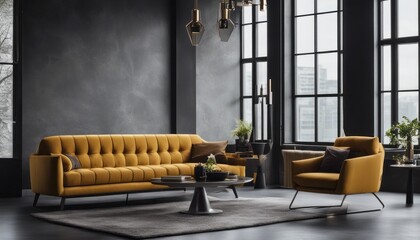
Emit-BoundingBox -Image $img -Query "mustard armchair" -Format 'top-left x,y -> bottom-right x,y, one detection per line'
289,136 -> 385,210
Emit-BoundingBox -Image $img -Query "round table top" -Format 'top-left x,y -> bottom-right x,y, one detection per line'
151,176 -> 253,187
390,164 -> 420,169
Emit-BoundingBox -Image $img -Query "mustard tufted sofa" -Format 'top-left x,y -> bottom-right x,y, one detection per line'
30,134 -> 245,209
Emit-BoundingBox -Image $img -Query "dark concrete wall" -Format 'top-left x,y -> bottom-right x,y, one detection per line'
22,0 -> 172,188
174,0 -> 197,134
196,0 -> 241,142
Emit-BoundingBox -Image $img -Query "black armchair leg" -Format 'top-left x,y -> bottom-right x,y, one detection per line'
60,197 -> 66,210
289,191 -> 347,210
33,193 -> 40,207
372,192 -> 385,209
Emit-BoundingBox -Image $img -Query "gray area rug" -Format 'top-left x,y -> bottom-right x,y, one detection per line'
32,197 -> 349,239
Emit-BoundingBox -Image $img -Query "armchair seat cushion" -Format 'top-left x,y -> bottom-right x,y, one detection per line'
294,172 -> 340,190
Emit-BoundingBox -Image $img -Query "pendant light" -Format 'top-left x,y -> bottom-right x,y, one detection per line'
185,0 -> 267,46
186,0 -> 205,47
218,0 -> 235,42
236,0 -> 253,7
259,0 -> 267,12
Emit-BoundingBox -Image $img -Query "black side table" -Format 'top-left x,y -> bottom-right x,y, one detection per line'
390,164 -> 420,205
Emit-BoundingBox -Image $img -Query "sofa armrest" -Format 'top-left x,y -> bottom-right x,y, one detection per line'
30,154 -> 64,197
225,156 -> 247,166
336,152 -> 385,194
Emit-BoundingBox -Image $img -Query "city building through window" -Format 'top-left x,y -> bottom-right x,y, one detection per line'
293,0 -> 343,143
380,0 -> 420,144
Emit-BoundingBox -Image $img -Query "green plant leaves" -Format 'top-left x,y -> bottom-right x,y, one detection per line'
231,119 -> 253,138
385,116 -> 420,147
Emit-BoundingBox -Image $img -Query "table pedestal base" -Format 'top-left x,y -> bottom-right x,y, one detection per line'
407,169 -> 414,205
181,186 -> 222,215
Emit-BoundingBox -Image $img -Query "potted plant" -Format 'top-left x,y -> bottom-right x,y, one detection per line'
203,154 -> 228,181
386,116 -> 420,161
231,119 -> 253,146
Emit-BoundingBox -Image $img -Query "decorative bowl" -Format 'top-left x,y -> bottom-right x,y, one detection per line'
206,171 -> 229,181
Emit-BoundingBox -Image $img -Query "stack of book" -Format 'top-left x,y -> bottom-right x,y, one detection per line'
161,175 -> 192,182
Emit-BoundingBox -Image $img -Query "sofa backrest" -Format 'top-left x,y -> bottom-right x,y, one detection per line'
36,134 -> 204,168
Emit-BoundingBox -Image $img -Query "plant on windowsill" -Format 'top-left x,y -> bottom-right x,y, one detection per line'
231,119 -> 253,146
385,116 -> 420,162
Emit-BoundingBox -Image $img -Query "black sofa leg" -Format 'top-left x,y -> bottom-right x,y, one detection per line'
60,197 -> 66,210
126,194 -> 129,205
33,193 -> 40,207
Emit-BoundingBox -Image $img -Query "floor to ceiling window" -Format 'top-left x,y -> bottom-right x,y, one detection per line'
241,4 -> 268,140
0,0 -> 16,158
293,0 -> 343,143
379,0 -> 420,144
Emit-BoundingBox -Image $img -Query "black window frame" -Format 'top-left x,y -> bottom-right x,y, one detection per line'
292,0 -> 343,144
0,0 -> 21,160
240,5 -> 269,141
378,0 -> 420,145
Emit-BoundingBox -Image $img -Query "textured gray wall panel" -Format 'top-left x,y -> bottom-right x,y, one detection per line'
22,0 -> 172,188
196,1 -> 241,142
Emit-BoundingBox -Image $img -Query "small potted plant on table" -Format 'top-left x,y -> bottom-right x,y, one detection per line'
203,154 -> 228,181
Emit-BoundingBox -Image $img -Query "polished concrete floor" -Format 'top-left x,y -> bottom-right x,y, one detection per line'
0,187 -> 419,240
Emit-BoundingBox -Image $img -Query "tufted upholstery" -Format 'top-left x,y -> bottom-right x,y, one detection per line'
30,134 -> 245,198
37,134 -> 204,168
291,136 -> 385,194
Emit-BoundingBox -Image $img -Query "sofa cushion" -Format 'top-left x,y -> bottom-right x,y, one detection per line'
52,154 -> 80,172
63,164 -> 198,187
190,141 -> 228,163
64,154 -> 81,169
319,146 -> 350,173
294,172 -> 340,190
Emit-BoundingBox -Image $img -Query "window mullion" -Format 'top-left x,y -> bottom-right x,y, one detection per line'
337,0 -> 342,137
391,0 -> 398,124
251,5 -> 257,140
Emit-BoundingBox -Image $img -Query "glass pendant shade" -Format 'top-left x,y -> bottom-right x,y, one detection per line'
218,7 -> 235,42
186,9 -> 205,46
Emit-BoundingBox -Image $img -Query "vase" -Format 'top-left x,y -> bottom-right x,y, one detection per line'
406,141 -> 414,161
194,164 -> 206,182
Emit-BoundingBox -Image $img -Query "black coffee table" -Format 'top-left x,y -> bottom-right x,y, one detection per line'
151,176 -> 253,215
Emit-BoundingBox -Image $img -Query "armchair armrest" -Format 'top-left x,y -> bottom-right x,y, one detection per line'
336,152 -> 385,194
291,156 -> 324,188
291,156 -> 324,176
30,154 -> 64,197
